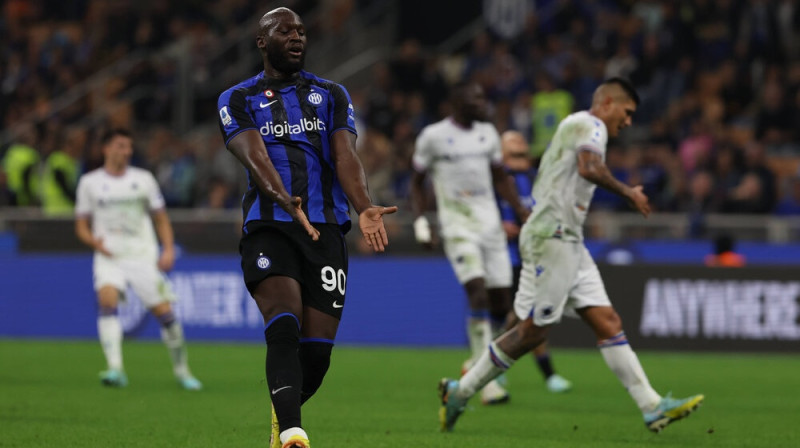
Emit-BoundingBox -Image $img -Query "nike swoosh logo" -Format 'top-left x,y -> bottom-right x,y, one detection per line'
332,301 -> 343,309
260,100 -> 278,108
271,386 -> 291,395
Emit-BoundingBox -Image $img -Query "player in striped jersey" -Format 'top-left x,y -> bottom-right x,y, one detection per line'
217,7 -> 396,448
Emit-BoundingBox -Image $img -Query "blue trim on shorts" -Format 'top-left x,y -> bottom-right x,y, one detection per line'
264,312 -> 299,330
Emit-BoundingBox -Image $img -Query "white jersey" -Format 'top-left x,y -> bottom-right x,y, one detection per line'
524,111 -> 608,242
75,167 -> 165,260
413,117 -> 503,238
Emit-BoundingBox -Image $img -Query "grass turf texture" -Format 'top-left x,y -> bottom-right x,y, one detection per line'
1,339 -> 798,447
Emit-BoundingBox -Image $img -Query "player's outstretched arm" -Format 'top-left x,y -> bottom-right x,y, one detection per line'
330,131 -> 397,252
576,150 -> 650,217
227,130 -> 319,240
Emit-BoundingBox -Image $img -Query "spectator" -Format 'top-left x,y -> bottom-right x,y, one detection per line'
704,234 -> 746,267
1,123 -> 41,206
40,126 -> 85,216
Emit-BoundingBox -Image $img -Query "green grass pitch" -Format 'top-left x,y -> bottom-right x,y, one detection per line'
1,339 -> 798,447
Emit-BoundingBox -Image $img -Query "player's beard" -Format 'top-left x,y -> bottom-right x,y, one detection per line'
267,45 -> 305,74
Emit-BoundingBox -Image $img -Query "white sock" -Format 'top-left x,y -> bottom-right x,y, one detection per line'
458,342 -> 515,400
599,334 -> 661,412
280,427 -> 308,444
488,316 -> 508,386
160,321 -> 189,378
97,315 -> 123,371
466,315 -> 490,366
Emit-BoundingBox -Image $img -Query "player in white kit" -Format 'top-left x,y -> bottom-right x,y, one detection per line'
438,78 -> 704,433
75,129 -> 201,390
411,81 -> 530,405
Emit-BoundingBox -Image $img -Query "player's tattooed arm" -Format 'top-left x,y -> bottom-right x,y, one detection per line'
577,150 -> 650,217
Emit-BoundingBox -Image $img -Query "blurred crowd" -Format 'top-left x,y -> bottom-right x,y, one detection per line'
354,0 -> 800,229
3,0 -> 800,233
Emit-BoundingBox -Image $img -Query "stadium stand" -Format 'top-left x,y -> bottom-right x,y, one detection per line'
2,0 -> 800,250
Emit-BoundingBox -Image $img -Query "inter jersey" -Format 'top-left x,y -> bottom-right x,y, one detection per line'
497,168 -> 536,266
413,117 -> 503,239
217,70 -> 357,232
75,167 -> 164,260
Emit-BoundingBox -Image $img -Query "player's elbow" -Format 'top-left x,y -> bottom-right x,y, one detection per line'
577,164 -> 596,181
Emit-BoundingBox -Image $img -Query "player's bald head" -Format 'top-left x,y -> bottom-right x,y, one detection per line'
501,130 -> 527,150
591,77 -> 639,108
258,7 -> 300,35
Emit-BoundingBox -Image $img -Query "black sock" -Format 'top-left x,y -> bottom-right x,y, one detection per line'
535,353 -> 555,379
265,314 -> 302,430
299,340 -> 333,405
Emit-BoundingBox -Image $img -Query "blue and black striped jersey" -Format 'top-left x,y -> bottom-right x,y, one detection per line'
217,70 -> 357,233
497,167 -> 537,267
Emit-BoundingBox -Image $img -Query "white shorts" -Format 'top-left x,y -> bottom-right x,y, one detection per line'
513,237 -> 610,326
443,233 -> 512,288
93,255 -> 175,308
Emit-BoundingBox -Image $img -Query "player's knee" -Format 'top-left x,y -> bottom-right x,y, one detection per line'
154,309 -> 177,328
264,313 -> 300,346
97,287 -> 120,308
299,340 -> 333,402
594,309 -> 623,339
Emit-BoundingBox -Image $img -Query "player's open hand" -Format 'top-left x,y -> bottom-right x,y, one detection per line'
287,196 -> 320,241
359,205 -> 398,253
158,246 -> 176,272
627,185 -> 651,217
94,237 -> 113,257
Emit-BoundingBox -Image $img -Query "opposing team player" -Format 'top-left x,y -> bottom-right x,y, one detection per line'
75,129 -> 202,391
497,130 -> 572,394
217,7 -> 396,448
411,81 -> 530,405
438,78 -> 704,433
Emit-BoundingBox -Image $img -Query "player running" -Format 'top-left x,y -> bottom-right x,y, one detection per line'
438,78 -> 704,433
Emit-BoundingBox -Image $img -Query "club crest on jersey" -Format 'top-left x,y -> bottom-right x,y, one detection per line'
257,254 -> 271,270
307,92 -> 323,105
264,90 -> 275,98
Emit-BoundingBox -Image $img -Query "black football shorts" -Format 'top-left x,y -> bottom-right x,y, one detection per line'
239,221 -> 348,318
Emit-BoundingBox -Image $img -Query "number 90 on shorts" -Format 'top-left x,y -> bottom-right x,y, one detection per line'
321,266 -> 346,295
